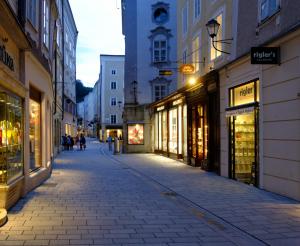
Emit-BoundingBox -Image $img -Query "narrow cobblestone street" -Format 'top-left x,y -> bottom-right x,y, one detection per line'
0,139 -> 299,246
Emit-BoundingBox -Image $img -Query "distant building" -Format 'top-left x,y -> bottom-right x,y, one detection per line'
99,55 -> 125,142
121,0 -> 177,152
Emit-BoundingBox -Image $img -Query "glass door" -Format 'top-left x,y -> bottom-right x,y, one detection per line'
230,111 -> 257,185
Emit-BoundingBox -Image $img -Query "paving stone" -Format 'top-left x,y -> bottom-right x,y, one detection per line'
0,140 -> 298,246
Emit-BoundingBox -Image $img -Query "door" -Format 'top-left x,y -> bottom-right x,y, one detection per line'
230,110 -> 258,185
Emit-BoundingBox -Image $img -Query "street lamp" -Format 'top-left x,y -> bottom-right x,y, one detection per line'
206,19 -> 233,55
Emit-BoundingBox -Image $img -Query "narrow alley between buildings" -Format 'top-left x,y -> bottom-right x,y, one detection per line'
0,139 -> 299,246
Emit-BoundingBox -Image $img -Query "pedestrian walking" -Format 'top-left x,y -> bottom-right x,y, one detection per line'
70,136 -> 74,150
62,134 -> 67,150
80,134 -> 86,150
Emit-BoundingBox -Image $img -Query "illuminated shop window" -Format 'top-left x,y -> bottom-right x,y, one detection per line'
0,92 -> 23,184
169,108 -> 178,153
128,124 -> 144,145
29,88 -> 41,171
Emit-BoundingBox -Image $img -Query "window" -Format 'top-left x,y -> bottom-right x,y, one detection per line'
194,0 -> 201,20
260,0 -> 279,21
112,70 -> 116,75
27,0 -> 37,27
154,85 -> 167,101
111,97 -> 116,106
153,39 -> 167,63
111,81 -> 117,90
192,37 -> 200,72
210,13 -> 222,60
29,87 -> 41,171
182,4 -> 188,35
110,115 -> 116,124
42,0 -> 50,48
153,7 -> 169,24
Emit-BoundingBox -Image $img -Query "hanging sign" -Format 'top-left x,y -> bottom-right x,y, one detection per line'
251,47 -> 280,64
0,45 -> 14,71
179,64 -> 195,74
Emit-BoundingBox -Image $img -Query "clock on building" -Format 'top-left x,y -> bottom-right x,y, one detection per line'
153,7 -> 168,24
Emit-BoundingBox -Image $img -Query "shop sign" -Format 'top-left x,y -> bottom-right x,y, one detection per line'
225,106 -> 255,117
232,82 -> 256,106
179,64 -> 195,74
251,47 -> 280,64
159,70 -> 172,76
0,45 -> 14,71
172,99 -> 182,106
156,105 -> 165,111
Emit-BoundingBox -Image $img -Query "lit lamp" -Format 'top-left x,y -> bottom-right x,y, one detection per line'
188,77 -> 196,86
206,19 -> 232,55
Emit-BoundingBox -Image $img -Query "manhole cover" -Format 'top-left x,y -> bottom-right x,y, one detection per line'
161,191 -> 177,197
43,183 -> 57,187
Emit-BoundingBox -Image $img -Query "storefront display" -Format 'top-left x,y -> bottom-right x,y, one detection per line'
0,91 -> 23,184
29,97 -> 41,171
128,124 -> 144,145
169,108 -> 177,153
190,105 -> 208,165
227,80 -> 259,186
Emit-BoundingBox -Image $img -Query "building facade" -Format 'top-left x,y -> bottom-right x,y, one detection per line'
62,0 -> 78,138
219,0 -> 300,200
151,0 -> 233,173
99,55 -> 124,142
0,0 -> 58,210
121,0 -> 177,152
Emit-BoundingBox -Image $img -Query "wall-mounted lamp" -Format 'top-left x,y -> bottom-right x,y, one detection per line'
206,19 -> 233,55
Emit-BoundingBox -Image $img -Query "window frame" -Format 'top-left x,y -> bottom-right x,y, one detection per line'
258,0 -> 280,22
42,0 -> 50,48
153,84 -> 167,101
111,81 -> 117,90
110,114 -> 117,124
193,0 -> 201,22
112,70 -> 116,75
153,39 -> 168,63
209,11 -> 224,61
182,2 -> 188,36
111,97 -> 117,106
27,0 -> 38,28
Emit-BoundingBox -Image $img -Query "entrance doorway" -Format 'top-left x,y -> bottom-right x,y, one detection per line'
190,105 -> 208,166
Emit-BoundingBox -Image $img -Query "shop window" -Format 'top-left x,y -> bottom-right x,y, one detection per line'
29,87 -> 41,171
0,92 -> 23,184
169,108 -> 178,154
183,105 -> 188,157
162,111 -> 168,151
128,124 -> 144,145
210,13 -> 222,60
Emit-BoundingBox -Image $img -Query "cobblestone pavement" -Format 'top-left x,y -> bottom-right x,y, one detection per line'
0,139 -> 298,246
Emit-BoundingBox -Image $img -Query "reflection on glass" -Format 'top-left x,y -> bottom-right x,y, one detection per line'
183,105 -> 187,157
29,99 -> 41,171
0,92 -> 23,184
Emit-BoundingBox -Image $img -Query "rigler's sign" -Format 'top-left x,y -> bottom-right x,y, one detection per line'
179,64 -> 195,74
251,47 -> 280,64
